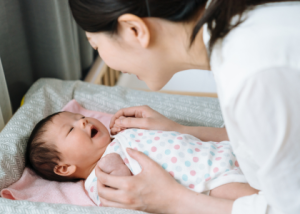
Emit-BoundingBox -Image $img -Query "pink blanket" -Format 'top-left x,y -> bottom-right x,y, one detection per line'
0,100 -> 114,206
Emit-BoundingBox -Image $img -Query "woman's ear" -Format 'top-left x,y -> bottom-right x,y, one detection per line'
54,164 -> 77,177
118,14 -> 150,48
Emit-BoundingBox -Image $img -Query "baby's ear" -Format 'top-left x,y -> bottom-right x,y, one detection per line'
54,164 -> 76,177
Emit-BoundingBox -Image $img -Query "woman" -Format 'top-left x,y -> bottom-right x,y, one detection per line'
69,0 -> 300,213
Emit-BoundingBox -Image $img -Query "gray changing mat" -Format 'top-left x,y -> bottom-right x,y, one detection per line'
0,78 -> 223,214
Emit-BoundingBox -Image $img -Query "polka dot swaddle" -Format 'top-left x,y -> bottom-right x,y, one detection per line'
85,129 -> 247,206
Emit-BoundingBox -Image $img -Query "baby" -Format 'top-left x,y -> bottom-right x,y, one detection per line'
26,111 -> 258,206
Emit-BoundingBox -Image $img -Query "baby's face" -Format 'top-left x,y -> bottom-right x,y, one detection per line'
47,112 -> 111,175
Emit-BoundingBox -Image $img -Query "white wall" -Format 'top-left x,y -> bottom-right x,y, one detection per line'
117,69 -> 217,93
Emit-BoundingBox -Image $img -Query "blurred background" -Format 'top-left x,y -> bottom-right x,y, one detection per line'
0,0 -> 216,114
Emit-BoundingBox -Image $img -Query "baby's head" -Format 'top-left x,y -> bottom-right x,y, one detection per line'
26,111 -> 111,182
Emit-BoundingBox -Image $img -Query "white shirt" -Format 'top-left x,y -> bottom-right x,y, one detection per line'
208,2 -> 300,214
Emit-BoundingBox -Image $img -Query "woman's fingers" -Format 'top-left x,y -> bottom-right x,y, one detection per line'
109,105 -> 153,129
96,169 -> 140,207
115,117 -> 152,129
109,107 -> 142,128
99,196 -> 130,209
109,105 -> 182,135
110,127 -> 120,135
96,148 -> 184,213
126,148 -> 156,170
97,180 -> 124,204
98,187 -> 138,208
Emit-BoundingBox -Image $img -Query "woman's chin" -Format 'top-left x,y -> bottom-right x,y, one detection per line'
146,83 -> 165,92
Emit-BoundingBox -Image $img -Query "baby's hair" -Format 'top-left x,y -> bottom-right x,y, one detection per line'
25,112 -> 78,182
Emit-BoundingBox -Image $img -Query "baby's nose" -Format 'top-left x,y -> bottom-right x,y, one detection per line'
81,118 -> 88,128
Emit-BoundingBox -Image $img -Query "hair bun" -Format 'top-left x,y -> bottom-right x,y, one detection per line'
167,0 -> 206,21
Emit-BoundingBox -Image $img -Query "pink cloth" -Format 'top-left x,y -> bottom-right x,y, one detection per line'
62,99 -> 113,134
0,100 -> 114,205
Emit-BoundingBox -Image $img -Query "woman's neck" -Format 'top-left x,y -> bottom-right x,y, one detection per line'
180,13 -> 211,71
158,11 -> 211,72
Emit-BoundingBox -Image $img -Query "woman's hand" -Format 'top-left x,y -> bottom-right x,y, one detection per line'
96,148 -> 234,213
95,148 -> 186,213
110,105 -> 182,135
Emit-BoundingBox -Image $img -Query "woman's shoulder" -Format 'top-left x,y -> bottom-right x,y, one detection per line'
210,2 -> 300,94
211,2 -> 300,65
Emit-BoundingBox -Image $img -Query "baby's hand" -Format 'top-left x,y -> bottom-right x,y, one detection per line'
110,116 -> 127,135
98,153 -> 132,176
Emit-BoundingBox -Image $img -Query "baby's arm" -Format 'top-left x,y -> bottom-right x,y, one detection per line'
98,153 -> 132,176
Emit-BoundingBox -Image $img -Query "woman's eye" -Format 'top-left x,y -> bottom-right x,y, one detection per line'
69,127 -> 74,133
82,116 -> 85,119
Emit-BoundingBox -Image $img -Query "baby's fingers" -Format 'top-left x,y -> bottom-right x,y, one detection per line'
110,127 -> 121,135
110,114 -> 127,129
110,126 -> 126,135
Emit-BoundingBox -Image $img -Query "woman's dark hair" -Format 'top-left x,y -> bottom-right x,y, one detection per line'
25,112 -> 78,182
69,0 -> 298,53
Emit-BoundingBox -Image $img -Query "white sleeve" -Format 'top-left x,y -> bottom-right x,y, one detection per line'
85,169 -> 101,206
228,67 -> 300,214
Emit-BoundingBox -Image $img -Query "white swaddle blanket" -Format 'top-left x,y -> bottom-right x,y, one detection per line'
85,129 -> 247,206
0,78 -> 224,213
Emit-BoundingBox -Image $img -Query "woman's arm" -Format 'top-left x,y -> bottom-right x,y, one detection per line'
96,148 -> 234,214
110,105 -> 229,142
224,68 -> 300,214
178,126 -> 229,142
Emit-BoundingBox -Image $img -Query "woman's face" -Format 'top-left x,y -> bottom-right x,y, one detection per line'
86,31 -> 177,91
85,15 -> 209,91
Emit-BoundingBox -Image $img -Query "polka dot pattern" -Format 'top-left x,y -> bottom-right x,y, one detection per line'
178,152 -> 185,158
174,145 -> 180,150
151,146 -> 157,152
176,166 -> 182,172
185,161 -> 191,167
90,128 -> 245,202
114,145 -> 119,151
171,157 -> 177,163
235,161 -> 239,167
156,153 -> 162,159
124,158 -> 129,164
182,174 -> 188,181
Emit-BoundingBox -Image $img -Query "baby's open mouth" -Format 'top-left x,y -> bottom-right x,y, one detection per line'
91,126 -> 98,138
